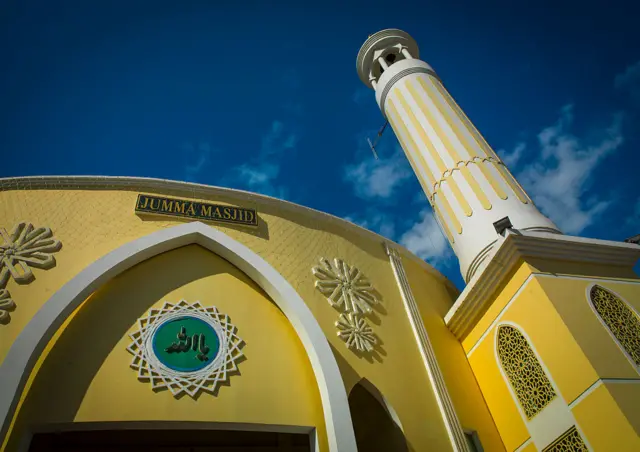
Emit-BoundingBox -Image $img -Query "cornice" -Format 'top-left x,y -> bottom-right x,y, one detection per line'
0,175 -> 371,233
445,229 -> 640,339
0,175 -> 455,291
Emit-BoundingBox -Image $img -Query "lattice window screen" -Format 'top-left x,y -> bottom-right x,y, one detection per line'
542,426 -> 588,452
496,325 -> 556,419
590,285 -> 640,366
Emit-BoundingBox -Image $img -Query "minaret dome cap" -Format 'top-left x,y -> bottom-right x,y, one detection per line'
356,29 -> 419,88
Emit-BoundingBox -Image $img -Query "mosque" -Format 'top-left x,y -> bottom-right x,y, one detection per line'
1,29 -> 639,452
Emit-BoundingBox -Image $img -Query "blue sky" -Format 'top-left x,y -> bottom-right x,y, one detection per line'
2,0 -> 639,289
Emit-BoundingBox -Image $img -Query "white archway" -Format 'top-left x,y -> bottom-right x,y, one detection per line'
0,221 -> 357,451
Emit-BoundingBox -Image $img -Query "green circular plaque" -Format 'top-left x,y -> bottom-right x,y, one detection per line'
152,316 -> 220,372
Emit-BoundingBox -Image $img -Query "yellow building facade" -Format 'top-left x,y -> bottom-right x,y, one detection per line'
0,28 -> 639,452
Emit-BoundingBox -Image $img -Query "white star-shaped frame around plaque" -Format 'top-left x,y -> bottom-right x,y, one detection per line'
127,300 -> 244,398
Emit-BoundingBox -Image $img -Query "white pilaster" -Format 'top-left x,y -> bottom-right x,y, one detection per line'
384,243 -> 470,452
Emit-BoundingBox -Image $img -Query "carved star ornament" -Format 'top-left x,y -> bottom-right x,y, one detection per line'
127,300 -> 244,398
0,222 -> 62,286
312,258 -> 380,353
312,258 -> 379,315
0,222 -> 62,324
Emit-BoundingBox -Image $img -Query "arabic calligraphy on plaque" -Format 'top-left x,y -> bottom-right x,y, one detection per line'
165,325 -> 210,362
151,316 -> 221,373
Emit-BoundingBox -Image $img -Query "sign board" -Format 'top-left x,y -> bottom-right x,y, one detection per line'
135,194 -> 258,227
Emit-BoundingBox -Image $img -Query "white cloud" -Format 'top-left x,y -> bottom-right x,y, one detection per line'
399,209 -> 454,265
344,211 -> 396,239
184,142 -> 213,182
346,205 -> 455,270
498,142 -> 526,168
226,120 -> 296,199
344,148 -> 412,199
260,120 -> 297,157
516,105 -> 624,234
615,59 -> 640,103
232,162 -> 288,198
224,65 -> 302,198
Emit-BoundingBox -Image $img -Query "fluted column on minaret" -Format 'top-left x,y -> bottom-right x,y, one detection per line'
357,29 -> 561,282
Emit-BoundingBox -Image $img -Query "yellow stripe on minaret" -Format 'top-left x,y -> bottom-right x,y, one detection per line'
405,80 -> 487,213
499,166 -> 530,203
431,78 -> 531,204
432,198 -> 462,240
394,90 -> 446,175
418,77 -> 508,201
431,78 -> 500,160
387,99 -> 460,239
395,88 -> 472,218
406,79 -> 463,163
460,166 -> 492,210
387,99 -> 436,191
492,161 -> 531,204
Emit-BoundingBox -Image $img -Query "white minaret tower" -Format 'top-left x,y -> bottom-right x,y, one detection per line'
357,29 -> 561,282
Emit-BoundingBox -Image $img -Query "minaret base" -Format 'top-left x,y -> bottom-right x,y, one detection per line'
445,231 -> 640,451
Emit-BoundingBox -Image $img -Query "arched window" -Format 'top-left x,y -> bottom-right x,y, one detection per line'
497,325 -> 556,419
589,285 -> 640,366
542,426 -> 588,452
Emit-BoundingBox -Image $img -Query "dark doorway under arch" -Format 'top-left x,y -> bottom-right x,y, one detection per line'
28,428 -> 312,451
348,381 -> 408,452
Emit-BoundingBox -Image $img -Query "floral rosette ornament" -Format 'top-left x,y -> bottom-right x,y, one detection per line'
312,258 -> 380,353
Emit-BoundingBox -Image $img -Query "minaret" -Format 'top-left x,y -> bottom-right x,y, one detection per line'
357,29 -> 561,282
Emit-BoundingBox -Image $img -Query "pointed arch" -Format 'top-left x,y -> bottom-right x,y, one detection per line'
353,378 -> 404,433
588,284 -> 640,368
0,222 -> 356,452
348,379 -> 408,452
495,324 -> 556,419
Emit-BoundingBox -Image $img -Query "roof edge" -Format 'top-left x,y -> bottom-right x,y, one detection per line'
0,175 -> 456,290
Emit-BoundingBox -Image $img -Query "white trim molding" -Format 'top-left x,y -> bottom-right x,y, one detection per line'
384,243 -> 469,451
513,437 -> 532,452
0,222 -> 357,452
445,229 -> 640,340
568,378 -> 640,409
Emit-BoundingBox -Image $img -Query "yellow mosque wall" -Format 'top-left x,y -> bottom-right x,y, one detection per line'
403,256 -> 506,452
0,184 -> 505,451
4,245 -> 329,451
461,257 -> 640,451
572,382 -> 640,452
